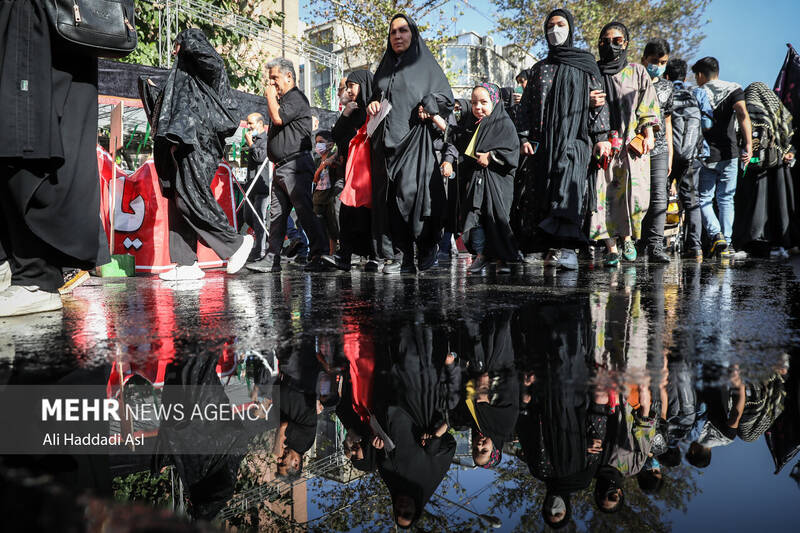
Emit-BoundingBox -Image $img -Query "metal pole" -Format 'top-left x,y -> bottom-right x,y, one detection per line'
432,493 -> 502,529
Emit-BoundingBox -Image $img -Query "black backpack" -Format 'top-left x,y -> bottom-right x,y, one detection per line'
671,87 -> 704,166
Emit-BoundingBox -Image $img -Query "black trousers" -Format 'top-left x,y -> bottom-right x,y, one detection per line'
339,205 -> 374,258
168,191 -> 242,266
670,158 -> 703,252
267,154 -> 327,257
643,151 -> 669,249
0,174 -> 67,292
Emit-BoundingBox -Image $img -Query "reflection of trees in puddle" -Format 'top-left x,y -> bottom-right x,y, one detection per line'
489,458 -> 700,532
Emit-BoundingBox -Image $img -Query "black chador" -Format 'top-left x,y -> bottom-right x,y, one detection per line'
369,14 -> 454,264
455,84 -> 521,261
140,29 -> 245,267
0,0 -> 106,292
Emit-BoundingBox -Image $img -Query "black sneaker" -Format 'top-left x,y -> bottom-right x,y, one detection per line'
418,244 -> 439,272
293,254 -> 309,266
364,259 -> 380,273
247,253 -> 281,273
709,233 -> 728,257
401,254 -> 418,274
647,246 -> 672,264
284,238 -> 303,258
247,250 -> 265,262
327,253 -> 350,272
383,259 -> 401,274
304,256 -> 332,272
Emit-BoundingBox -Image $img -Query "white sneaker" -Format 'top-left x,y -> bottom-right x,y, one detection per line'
159,262 -> 205,281
227,234 -> 254,274
557,248 -> 579,270
0,261 -> 10,292
0,285 -> 63,317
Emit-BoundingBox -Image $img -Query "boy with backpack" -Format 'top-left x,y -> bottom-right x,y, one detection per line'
664,59 -> 706,261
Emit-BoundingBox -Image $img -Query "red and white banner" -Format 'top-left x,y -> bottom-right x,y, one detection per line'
97,146 -> 238,272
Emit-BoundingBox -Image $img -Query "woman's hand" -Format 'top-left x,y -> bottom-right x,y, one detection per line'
372,436 -> 385,450
476,152 -> 491,168
522,142 -> 535,155
593,141 -> 612,159
431,114 -> 447,132
587,438 -> 604,455
642,127 -> 655,155
367,101 -> 381,116
784,152 -> 795,163
590,90 -> 607,108
342,101 -> 359,117
441,161 -> 453,178
418,105 -> 432,121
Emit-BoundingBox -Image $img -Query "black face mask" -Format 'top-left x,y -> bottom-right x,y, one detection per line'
599,42 -> 624,62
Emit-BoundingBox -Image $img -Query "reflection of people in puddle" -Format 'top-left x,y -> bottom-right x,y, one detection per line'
453,312 -> 518,468
374,321 -> 460,529
514,296 -> 611,529
687,362 -> 787,469
155,354 -> 254,520
336,324 -> 381,471
593,368 -> 657,515
273,338 -> 323,479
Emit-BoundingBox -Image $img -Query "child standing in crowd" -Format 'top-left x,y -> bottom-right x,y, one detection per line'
454,83 -> 521,274
590,22 -> 660,267
313,130 -> 340,255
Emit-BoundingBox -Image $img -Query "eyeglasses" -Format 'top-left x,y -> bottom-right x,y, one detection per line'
599,36 -> 626,45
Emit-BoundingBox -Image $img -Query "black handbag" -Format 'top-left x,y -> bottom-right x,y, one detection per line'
44,0 -> 137,59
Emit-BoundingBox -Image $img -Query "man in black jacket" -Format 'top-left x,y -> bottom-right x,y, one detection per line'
246,58 -> 330,273
242,112 -> 269,261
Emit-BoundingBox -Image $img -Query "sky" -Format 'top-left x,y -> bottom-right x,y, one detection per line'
299,0 -> 800,88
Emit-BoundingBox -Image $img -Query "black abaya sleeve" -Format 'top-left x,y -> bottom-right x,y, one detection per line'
588,73 -> 611,144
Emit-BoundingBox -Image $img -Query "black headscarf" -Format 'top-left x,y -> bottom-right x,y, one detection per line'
371,14 -> 454,149
332,69 -> 374,161
500,86 -> 514,109
346,69 -> 374,113
597,22 -> 630,131
545,9 -> 602,77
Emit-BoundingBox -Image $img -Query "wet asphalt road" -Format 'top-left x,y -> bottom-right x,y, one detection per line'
2,255 -> 799,379
2,255 -> 800,532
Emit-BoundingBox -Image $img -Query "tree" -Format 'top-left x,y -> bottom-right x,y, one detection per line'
492,0 -> 711,63
123,0 -> 285,93
306,0 -> 458,70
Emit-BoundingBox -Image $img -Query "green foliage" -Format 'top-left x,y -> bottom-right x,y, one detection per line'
307,0 -> 458,70
122,1 -> 286,93
112,469 -> 172,507
492,0 -> 711,62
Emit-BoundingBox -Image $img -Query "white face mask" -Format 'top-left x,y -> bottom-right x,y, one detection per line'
315,142 -> 327,155
547,24 -> 569,47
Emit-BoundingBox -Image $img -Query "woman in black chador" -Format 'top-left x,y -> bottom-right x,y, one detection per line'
0,0 -> 108,316
140,29 -> 252,281
515,296 -> 611,530
367,14 -> 454,274
373,320 -> 460,529
453,83 -> 521,273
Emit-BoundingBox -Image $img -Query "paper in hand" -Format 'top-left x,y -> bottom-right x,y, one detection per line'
368,411 -> 396,452
367,99 -> 392,138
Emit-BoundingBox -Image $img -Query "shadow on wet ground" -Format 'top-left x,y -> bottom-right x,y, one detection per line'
1,256 -> 800,531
